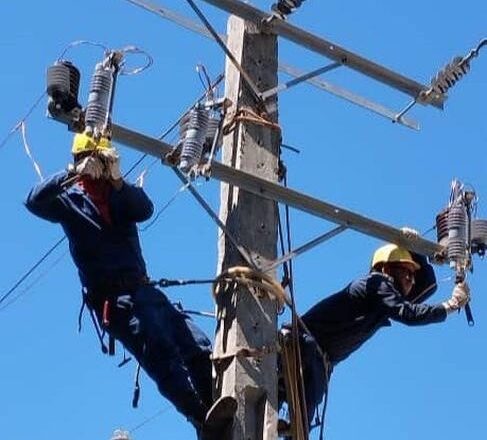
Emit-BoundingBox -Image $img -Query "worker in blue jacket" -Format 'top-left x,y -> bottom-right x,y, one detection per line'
280,243 -> 470,436
25,133 -> 214,437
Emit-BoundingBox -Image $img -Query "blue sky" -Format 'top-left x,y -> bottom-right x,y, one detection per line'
1,1 -> 486,439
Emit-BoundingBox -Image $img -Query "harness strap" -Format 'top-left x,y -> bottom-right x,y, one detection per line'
132,363 -> 142,408
79,288 -> 110,355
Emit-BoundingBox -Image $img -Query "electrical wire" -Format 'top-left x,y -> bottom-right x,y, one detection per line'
0,91 -> 46,151
0,236 -> 66,307
0,40 -> 109,154
20,121 -> 44,181
140,181 -> 190,231
123,73 -> 224,177
1,74 -> 224,312
281,173 -> 309,439
184,0 -> 264,108
128,405 -> 171,433
58,39 -> 109,60
0,251 -> 67,312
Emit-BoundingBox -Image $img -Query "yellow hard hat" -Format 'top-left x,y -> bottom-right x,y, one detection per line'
371,244 -> 420,271
72,132 -> 112,155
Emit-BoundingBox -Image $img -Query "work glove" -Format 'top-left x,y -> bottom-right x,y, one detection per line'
443,281 -> 470,313
98,148 -> 122,180
71,156 -> 104,179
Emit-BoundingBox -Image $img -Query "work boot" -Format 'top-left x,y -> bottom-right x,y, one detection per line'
199,396 -> 237,440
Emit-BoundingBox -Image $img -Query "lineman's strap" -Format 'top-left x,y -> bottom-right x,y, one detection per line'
212,266 -> 290,309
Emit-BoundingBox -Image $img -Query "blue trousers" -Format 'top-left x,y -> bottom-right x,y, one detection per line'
300,333 -> 329,427
91,284 -> 212,426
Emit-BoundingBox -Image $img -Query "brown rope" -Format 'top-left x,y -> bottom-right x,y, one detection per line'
222,107 -> 281,136
280,331 -> 308,440
212,266 -> 290,310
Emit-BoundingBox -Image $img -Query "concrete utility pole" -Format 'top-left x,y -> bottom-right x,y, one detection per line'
213,15 -> 281,440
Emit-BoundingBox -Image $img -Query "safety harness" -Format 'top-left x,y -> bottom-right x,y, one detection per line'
78,273 -> 151,408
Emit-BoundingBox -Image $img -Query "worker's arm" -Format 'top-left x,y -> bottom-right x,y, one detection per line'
101,149 -> 154,223
110,180 -> 154,223
25,171 -> 70,222
442,282 -> 470,313
368,274 -> 447,326
409,253 -> 437,303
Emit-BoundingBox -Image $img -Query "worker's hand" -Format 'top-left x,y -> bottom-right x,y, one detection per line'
401,226 -> 420,240
98,149 -> 122,181
74,156 -> 104,179
443,281 -> 471,313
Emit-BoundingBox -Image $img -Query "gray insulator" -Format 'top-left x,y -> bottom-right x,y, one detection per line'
435,209 -> 449,247
179,107 -> 209,173
204,116 -> 222,153
472,219 -> 487,245
447,204 -> 467,262
46,61 -> 81,112
85,63 -> 113,132
272,0 -> 305,16
430,56 -> 470,95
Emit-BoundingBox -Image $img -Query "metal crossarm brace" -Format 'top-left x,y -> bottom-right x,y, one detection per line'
260,62 -> 342,100
199,0 -> 445,109
123,0 -> 420,129
112,123 -> 444,257
263,225 -> 348,272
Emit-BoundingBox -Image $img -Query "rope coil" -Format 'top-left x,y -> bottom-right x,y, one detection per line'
212,266 -> 290,310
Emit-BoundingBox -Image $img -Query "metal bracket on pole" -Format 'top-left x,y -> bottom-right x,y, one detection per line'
261,62 -> 342,100
199,0 -> 445,109
262,225 -> 347,272
124,0 -> 421,129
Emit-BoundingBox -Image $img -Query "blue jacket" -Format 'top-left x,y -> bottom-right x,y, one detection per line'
302,272 -> 447,366
25,171 -> 154,289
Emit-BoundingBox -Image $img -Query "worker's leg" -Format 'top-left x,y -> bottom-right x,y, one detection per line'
168,306 -> 213,408
300,333 -> 327,428
105,286 -> 208,428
